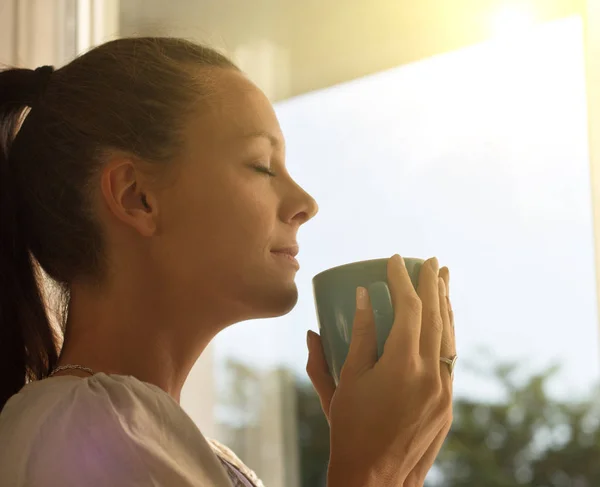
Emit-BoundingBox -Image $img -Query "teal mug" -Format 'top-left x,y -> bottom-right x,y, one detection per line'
312,257 -> 424,385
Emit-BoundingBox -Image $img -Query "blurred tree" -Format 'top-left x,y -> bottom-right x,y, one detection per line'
433,359 -> 600,487
295,378 -> 330,487
220,357 -> 600,487
217,358 -> 262,460
293,359 -> 600,487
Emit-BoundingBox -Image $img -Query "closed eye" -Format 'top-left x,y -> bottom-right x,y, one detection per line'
252,164 -> 277,177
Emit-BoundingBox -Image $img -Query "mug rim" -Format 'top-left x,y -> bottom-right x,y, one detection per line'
313,257 -> 422,282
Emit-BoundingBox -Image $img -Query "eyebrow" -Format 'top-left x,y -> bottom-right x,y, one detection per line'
241,130 -> 282,148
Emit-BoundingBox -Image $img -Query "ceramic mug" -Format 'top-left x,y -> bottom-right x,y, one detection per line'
312,257 -> 424,384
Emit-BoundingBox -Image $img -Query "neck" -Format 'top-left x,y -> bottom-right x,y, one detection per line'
57,276 -> 228,402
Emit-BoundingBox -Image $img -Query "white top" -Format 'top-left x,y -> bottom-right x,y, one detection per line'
0,373 -> 263,487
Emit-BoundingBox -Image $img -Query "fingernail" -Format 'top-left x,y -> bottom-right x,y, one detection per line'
438,277 -> 446,296
392,254 -> 405,267
356,286 -> 369,309
430,257 -> 439,274
307,330 -> 313,349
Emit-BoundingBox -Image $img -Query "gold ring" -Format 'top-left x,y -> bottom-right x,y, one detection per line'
440,355 -> 457,377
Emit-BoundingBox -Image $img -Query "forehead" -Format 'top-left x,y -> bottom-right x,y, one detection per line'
187,67 -> 284,149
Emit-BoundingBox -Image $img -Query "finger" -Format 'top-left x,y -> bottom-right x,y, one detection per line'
439,267 -> 455,346
416,257 -> 443,360
440,266 -> 454,329
343,287 -> 378,378
440,267 -> 456,371
448,293 -> 454,330
440,266 -> 450,295
438,274 -> 453,358
383,254 -> 422,357
440,266 -> 456,356
440,266 -> 454,326
306,330 -> 336,420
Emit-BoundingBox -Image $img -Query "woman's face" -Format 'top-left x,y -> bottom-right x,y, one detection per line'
154,68 -> 318,324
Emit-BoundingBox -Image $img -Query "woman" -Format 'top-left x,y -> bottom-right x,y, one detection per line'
0,37 -> 456,486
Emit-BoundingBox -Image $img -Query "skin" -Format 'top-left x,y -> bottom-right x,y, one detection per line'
55,67 -> 318,401
52,66 -> 454,486
307,260 -> 455,487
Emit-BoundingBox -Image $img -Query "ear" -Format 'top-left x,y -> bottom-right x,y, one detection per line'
99,156 -> 158,237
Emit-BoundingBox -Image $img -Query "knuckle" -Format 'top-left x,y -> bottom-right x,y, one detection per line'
426,312 -> 444,332
403,354 -> 421,374
402,294 -> 422,315
305,362 -> 314,378
354,308 -> 374,325
439,386 -> 453,411
305,361 -> 320,379
351,327 -> 371,342
436,413 -> 453,437
441,336 -> 454,354
351,319 -> 374,338
439,408 -> 454,431
422,369 -> 442,395
438,296 -> 448,313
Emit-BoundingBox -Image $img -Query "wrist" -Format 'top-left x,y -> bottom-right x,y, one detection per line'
327,457 -> 407,487
327,460 -> 369,487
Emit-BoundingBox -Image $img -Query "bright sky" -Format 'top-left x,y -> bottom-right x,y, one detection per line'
213,16 -> 600,402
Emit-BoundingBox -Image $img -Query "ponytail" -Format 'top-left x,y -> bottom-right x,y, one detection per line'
0,68 -> 58,409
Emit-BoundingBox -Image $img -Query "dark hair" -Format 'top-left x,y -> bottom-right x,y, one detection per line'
0,37 -> 238,409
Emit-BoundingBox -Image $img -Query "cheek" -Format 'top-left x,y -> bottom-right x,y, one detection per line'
210,188 -> 277,255
161,171 -> 277,268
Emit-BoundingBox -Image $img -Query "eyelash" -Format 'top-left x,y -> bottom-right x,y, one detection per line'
253,164 -> 277,177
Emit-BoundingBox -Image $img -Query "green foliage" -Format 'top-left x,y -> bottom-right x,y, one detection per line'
294,360 -> 600,487
220,358 -> 600,487
295,378 -> 330,487
434,360 -> 600,486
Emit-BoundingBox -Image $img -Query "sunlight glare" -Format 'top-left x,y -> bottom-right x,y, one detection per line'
491,5 -> 537,38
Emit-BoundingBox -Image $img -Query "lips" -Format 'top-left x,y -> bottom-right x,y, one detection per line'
270,245 -> 299,257
271,245 -> 300,270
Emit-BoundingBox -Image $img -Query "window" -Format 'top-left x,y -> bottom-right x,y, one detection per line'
214,16 -> 599,485
12,2 -> 598,484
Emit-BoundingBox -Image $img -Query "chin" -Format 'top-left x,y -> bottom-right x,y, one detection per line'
248,281 -> 299,319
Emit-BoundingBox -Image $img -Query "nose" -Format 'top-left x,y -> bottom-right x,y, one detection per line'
284,181 -> 319,226
297,190 -> 319,225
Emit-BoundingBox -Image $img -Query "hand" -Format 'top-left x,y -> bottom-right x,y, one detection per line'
403,266 -> 455,487
306,255 -> 454,487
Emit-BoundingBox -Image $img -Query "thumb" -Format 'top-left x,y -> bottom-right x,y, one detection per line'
342,286 -> 378,379
306,330 -> 336,420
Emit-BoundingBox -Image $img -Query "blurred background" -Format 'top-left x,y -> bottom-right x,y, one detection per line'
2,0 -> 600,485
